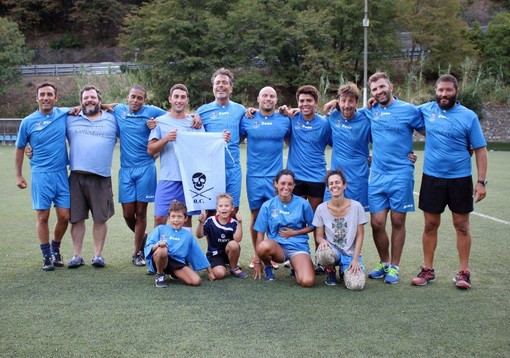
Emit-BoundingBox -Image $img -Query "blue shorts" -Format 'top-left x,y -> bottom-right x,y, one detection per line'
278,240 -> 311,257
31,170 -> 70,210
154,180 -> 200,217
118,164 -> 157,203
226,166 -> 242,207
246,176 -> 275,211
368,172 -> 415,213
330,246 -> 365,273
324,181 -> 369,211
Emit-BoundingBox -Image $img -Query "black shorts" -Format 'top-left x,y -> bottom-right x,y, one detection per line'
293,179 -> 326,198
163,257 -> 187,274
208,252 -> 228,268
418,173 -> 473,214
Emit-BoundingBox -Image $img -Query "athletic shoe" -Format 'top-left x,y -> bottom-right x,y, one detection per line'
325,269 -> 337,286
155,274 -> 168,288
132,251 -> 146,267
264,265 -> 275,281
51,252 -> 64,267
230,266 -> 248,279
283,260 -> 291,268
42,256 -> 55,271
67,255 -> 85,269
91,255 -> 106,268
289,269 -> 296,279
411,267 -> 436,286
384,265 -> 399,284
453,269 -> 472,289
368,262 -> 388,279
315,264 -> 326,275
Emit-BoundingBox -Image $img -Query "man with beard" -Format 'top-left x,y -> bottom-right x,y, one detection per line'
365,72 -> 424,284
411,74 -> 487,289
66,85 -> 118,268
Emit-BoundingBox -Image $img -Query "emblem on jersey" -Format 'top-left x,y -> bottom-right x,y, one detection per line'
253,120 -> 260,129
211,112 -> 218,120
429,113 -> 437,122
270,209 -> 279,218
190,172 -> 213,201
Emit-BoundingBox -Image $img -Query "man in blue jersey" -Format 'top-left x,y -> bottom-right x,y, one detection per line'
324,83 -> 371,211
240,86 -> 291,268
15,82 -> 71,271
365,72 -> 425,284
411,74 -> 487,289
113,85 -> 166,267
148,84 -> 205,231
66,85 -> 119,269
287,85 -> 331,213
196,68 -> 245,213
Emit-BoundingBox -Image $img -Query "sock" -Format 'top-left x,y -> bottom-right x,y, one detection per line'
40,243 -> 51,258
51,240 -> 61,254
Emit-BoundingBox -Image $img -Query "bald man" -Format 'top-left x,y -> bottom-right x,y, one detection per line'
240,86 -> 291,268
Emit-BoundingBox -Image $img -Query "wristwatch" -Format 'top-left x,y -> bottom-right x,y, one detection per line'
477,179 -> 488,186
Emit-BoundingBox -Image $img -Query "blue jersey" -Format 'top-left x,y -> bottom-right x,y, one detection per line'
149,113 -> 204,181
203,216 -> 239,257
240,111 -> 291,177
114,104 -> 166,168
254,195 -> 315,251
67,110 -> 119,177
287,113 -> 331,182
328,108 -> 371,182
419,101 -> 487,178
144,225 -> 210,272
196,101 -> 246,169
366,98 -> 424,175
16,107 -> 70,173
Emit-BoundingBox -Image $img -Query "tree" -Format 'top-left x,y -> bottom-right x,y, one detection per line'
119,0 -> 402,107
70,0 -> 130,41
397,0 -> 477,75
483,12 -> 510,81
0,17 -> 31,93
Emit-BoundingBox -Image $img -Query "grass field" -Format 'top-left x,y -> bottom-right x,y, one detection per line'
0,144 -> 509,357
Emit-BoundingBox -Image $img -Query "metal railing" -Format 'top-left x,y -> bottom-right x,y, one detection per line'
19,62 -> 144,77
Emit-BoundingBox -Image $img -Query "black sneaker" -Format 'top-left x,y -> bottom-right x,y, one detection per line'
315,264 -> 326,275
51,252 -> 64,267
132,251 -> 146,267
155,274 -> 169,288
42,256 -> 55,271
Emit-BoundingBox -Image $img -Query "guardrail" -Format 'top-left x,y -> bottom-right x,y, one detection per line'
19,62 -> 145,77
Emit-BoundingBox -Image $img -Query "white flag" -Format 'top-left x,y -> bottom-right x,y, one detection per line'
174,131 -> 226,211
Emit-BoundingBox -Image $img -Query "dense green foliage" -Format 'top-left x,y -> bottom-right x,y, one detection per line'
0,17 -> 32,93
0,0 -> 508,108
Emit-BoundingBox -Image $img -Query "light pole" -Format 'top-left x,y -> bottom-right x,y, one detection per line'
363,0 -> 369,106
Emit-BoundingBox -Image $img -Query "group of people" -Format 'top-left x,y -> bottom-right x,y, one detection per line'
15,67 -> 488,290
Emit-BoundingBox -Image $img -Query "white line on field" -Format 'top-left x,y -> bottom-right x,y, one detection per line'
283,154 -> 510,225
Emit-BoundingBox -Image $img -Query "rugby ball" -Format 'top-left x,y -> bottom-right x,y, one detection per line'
344,269 -> 366,291
315,247 -> 338,267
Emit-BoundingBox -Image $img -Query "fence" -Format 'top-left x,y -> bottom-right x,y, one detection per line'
19,62 -> 144,77
0,119 -> 21,145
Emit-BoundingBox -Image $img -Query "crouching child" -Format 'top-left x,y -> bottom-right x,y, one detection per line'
145,200 -> 215,288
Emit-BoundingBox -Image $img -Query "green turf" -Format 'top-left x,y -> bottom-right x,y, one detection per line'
1,145 -> 509,357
